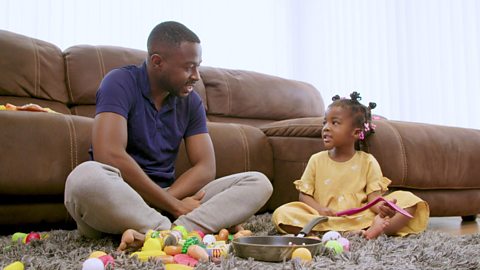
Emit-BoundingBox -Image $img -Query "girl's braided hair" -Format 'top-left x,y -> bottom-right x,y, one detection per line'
330,91 -> 377,151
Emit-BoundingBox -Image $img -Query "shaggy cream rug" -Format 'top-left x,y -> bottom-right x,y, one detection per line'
1,213 -> 479,270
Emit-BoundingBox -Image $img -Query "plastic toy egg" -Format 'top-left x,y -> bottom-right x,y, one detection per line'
11,233 -> 28,243
89,251 -> 107,258
291,247 -> 312,261
325,240 -> 344,254
337,237 -> 350,251
202,234 -> 216,246
98,255 -> 114,268
321,231 -> 341,243
142,238 -> 163,251
3,261 -> 24,270
82,258 -> 105,270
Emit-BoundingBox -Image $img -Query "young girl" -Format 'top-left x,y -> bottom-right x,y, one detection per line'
272,92 -> 429,239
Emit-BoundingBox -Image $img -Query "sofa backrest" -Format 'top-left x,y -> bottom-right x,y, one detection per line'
63,45 -> 147,117
0,30 -> 71,114
1,30 -> 325,125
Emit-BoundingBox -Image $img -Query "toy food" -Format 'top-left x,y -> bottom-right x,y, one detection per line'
98,255 -> 114,268
82,258 -> 105,270
3,261 -> 24,270
11,233 -> 28,243
172,225 -> 188,239
155,255 -> 175,264
24,232 -> 41,243
173,254 -> 198,266
186,245 -> 209,261
291,247 -> 312,261
164,245 -> 183,256
165,264 -> 193,270
131,249 -> 166,262
89,251 -> 107,258
325,240 -> 344,254
216,228 -> 229,241
142,238 -> 163,251
337,237 -> 350,251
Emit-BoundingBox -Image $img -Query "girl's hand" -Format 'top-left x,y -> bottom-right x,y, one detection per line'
378,198 -> 397,218
316,207 -> 337,216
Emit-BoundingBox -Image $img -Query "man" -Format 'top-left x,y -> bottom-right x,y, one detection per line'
64,22 -> 273,247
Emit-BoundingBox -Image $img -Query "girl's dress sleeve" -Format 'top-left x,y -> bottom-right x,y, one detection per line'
365,154 -> 392,195
293,154 -> 318,196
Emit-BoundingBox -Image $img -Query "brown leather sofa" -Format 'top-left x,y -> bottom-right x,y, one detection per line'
1,30 -> 479,232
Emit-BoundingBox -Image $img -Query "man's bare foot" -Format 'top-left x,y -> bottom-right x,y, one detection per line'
363,216 -> 390,240
227,224 -> 245,234
117,229 -> 146,252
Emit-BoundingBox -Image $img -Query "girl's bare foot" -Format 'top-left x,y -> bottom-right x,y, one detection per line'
344,230 -> 364,237
363,215 -> 390,239
117,229 -> 146,252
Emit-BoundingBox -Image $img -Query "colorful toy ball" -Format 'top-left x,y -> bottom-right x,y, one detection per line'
337,237 -> 350,251
3,261 -> 24,270
325,240 -> 344,254
82,258 -> 105,270
321,231 -> 341,243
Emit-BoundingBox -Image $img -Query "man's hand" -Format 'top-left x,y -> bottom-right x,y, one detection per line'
172,190 -> 205,218
378,198 -> 397,218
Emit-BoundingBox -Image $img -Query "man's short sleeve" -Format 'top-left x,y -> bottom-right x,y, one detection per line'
96,69 -> 136,119
184,91 -> 208,137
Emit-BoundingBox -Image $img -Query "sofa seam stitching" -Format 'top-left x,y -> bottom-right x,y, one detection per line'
31,37 -> 39,97
234,124 -> 250,171
63,115 -> 75,170
222,72 -> 232,115
65,52 -> 75,104
96,47 -> 106,77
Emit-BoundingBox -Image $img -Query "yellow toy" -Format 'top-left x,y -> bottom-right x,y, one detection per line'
3,261 -> 24,270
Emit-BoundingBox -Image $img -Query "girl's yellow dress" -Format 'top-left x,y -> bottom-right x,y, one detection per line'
272,151 -> 429,236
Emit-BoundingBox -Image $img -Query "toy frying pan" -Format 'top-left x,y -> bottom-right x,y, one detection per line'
336,196 -> 413,218
231,216 -> 328,262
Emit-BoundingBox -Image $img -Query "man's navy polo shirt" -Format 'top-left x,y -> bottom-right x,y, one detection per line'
95,62 -> 208,187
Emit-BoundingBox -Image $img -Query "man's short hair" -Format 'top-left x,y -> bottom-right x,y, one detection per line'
147,21 -> 200,55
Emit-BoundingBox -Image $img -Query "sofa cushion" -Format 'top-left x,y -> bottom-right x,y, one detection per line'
199,67 -> 324,124
0,30 -> 68,105
0,111 -> 92,195
64,45 -> 147,116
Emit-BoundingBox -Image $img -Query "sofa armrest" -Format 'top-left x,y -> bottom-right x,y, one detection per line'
0,111 -> 92,195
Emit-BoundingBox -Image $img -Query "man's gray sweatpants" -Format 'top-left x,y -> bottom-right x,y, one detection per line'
64,161 -> 273,238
